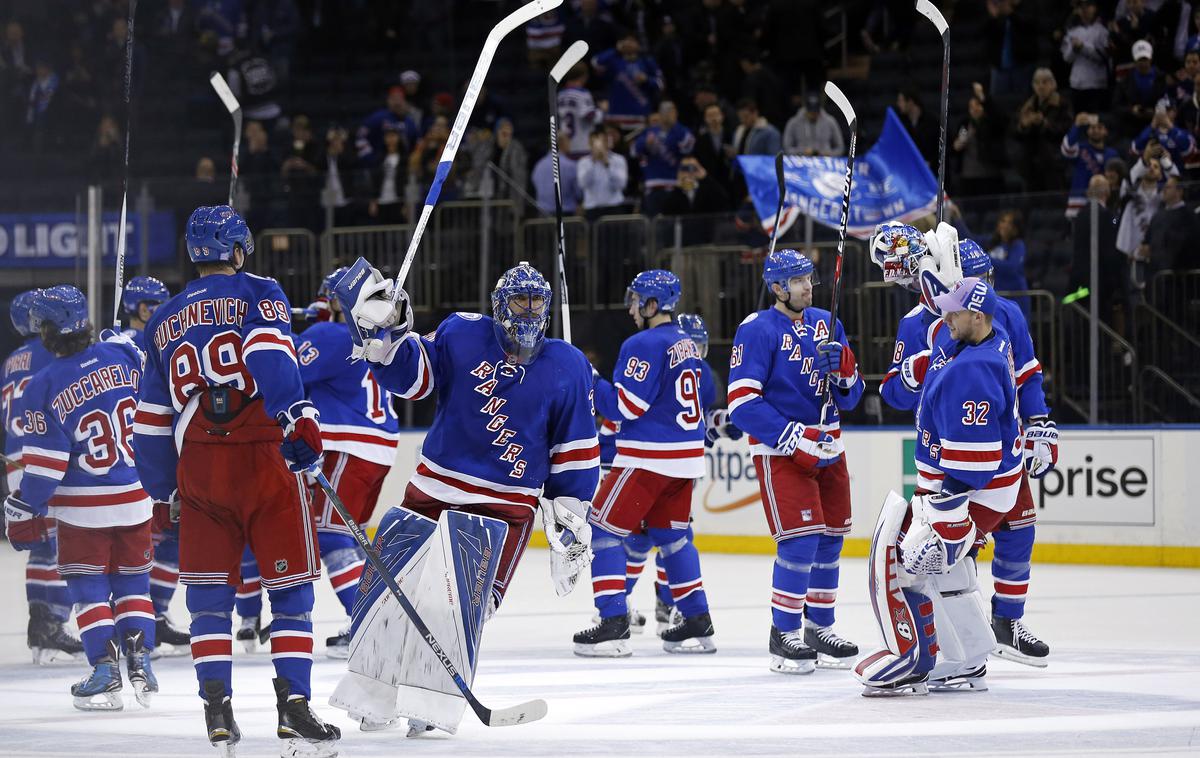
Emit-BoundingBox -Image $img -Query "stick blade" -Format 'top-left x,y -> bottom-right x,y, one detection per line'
482,698 -> 549,727
550,40 -> 589,83
823,81 -> 856,127
914,0 -> 949,34
209,71 -> 241,114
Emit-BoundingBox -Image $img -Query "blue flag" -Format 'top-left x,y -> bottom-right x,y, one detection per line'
738,108 -> 938,239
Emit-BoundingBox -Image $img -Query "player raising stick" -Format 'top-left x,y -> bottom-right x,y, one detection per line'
728,250 -> 864,674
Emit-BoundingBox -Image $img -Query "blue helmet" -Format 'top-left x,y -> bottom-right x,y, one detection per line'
676,312 -> 709,358
762,248 -> 816,290
10,289 -> 41,337
31,285 -> 90,335
958,239 -> 993,278
320,266 -> 350,299
625,269 -> 682,314
491,261 -> 553,365
123,275 -> 170,316
186,205 -> 254,263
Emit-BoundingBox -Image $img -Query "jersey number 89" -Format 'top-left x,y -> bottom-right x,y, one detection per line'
169,331 -> 257,410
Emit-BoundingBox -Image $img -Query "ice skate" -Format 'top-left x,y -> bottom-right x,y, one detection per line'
70,638 -> 123,711
235,616 -> 259,653
769,624 -> 816,674
573,614 -> 632,657
589,607 -> 646,635
356,713 -> 401,732
274,677 -> 341,758
123,630 -> 158,708
654,597 -> 683,635
930,664 -> 988,692
30,605 -> 84,664
153,612 -> 191,656
203,679 -> 241,757
861,673 -> 930,698
406,718 -> 436,738
661,611 -> 717,654
803,622 -> 859,669
324,625 -> 350,659
992,616 -> 1049,668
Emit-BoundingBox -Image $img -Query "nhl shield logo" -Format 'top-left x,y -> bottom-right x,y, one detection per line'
275,559 -> 288,573
801,509 -> 813,522
144,549 -> 151,560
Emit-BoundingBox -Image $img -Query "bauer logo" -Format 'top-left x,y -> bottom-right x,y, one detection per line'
1034,433 -> 1154,526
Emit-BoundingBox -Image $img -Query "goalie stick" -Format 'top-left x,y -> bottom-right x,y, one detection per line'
391,0 -> 563,305
209,71 -> 242,207
548,40 -> 589,343
311,470 -> 548,728
111,0 -> 138,329
915,0 -> 950,223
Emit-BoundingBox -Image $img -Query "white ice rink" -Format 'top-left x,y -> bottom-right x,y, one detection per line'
1,546 -> 1198,758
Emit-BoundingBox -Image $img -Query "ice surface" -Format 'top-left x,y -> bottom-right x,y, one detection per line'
1,547 -> 1197,757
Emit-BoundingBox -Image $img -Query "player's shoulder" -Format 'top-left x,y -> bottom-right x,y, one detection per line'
734,309 -> 773,335
239,271 -> 287,298
92,340 -> 141,369
994,297 -> 1028,329
539,338 -> 592,377
435,311 -> 490,339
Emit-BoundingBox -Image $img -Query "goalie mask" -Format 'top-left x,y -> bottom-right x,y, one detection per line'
870,221 -> 927,290
491,262 -> 553,365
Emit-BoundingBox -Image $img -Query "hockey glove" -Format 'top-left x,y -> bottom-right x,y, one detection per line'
542,496 -> 593,597
152,490 -> 181,532
331,257 -> 414,361
899,349 -> 931,393
900,484 -> 974,575
777,422 -> 838,469
817,341 -> 858,390
1023,416 -> 1058,479
703,409 -> 743,447
277,400 -> 323,473
4,493 -> 48,551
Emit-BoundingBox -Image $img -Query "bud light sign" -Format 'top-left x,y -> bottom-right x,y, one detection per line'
0,212 -> 177,268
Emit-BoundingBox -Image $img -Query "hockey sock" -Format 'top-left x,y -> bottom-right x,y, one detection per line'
110,572 -> 156,649
29,540 -> 71,621
67,574 -> 116,665
654,555 -> 673,607
805,534 -> 843,628
589,528 -> 629,619
187,584 -> 236,699
318,531 -> 364,617
623,532 -> 653,595
990,524 -> 1035,619
149,529 -> 181,616
266,583 -> 315,700
234,546 -> 263,619
649,527 -> 707,618
772,535 -> 819,633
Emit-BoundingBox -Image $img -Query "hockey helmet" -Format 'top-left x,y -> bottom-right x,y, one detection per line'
122,275 -> 170,316
186,205 -> 254,264
762,248 -> 817,292
10,288 -> 41,337
958,239 -> 994,279
870,221 -> 927,289
626,269 -> 682,314
31,285 -> 90,335
320,266 -> 350,299
491,261 -> 553,365
676,313 -> 709,358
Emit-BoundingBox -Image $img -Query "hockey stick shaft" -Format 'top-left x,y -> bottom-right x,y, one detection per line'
916,0 -> 950,223
393,0 -> 562,301
111,0 -> 138,329
312,471 -> 547,727
549,41 -> 588,343
819,82 -> 857,429
757,151 -> 787,309
209,72 -> 242,207
0,452 -> 24,470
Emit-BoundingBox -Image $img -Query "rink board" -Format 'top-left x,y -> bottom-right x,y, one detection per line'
377,427 -> 1200,568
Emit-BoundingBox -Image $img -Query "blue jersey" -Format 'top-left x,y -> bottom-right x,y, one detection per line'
594,322 -> 707,479
17,341 -> 152,529
591,48 -> 662,124
631,122 -> 696,191
121,326 -> 149,354
132,272 -> 306,502
727,307 -> 864,457
914,328 -> 1022,496
3,336 -> 53,490
368,313 -> 599,510
1060,125 -> 1120,212
297,320 -> 399,466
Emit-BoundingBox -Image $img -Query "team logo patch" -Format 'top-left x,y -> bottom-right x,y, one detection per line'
144,549 -> 151,560
801,509 -> 813,521
456,312 -> 483,321
275,559 -> 288,573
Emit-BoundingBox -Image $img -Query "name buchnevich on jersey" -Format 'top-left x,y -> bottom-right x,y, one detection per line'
49,363 -> 140,422
153,296 -> 249,349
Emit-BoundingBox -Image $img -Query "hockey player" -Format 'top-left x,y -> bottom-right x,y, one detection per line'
558,62 -> 602,160
297,266 -> 400,657
875,228 -> 1055,666
575,270 -> 716,656
3,286 -> 156,710
120,276 -> 170,352
329,259 -> 598,735
856,276 -> 1024,696
3,288 -> 84,664
131,205 -> 340,756
727,249 -> 864,674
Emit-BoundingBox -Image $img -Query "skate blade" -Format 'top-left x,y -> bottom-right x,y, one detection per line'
663,636 -> 717,654
358,716 -> 401,733
155,642 -> 190,658
930,678 -> 988,693
34,647 -> 84,665
769,655 -> 816,675
629,620 -> 647,635
73,691 -> 124,711
992,645 -> 1049,668
861,681 -> 930,698
573,639 -> 632,658
279,737 -> 339,758
131,681 -> 156,708
815,653 -> 854,670
324,647 -> 350,660
214,743 -> 238,758
405,719 -> 436,739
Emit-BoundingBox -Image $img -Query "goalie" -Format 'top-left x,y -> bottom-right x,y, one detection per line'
326,259 -> 600,735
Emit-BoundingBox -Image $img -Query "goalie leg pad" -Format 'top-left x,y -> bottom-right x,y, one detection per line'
927,558 -> 995,685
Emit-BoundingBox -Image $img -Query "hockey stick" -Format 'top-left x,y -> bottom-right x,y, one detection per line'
311,471 -> 548,728
209,71 -> 242,208
757,151 -> 787,309
0,452 -> 24,470
111,0 -> 138,329
817,81 -> 857,430
548,40 -> 589,343
915,0 -> 949,223
390,0 -> 562,304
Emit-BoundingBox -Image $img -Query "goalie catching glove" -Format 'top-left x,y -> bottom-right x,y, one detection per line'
899,482 -> 974,575
541,496 -> 593,597
330,256 -> 415,363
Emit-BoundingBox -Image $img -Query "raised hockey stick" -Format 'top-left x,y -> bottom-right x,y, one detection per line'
915,0 -> 950,223
311,471 -> 548,728
111,0 -> 138,329
209,71 -> 242,207
548,40 -> 589,343
391,0 -> 563,304
757,151 -> 787,308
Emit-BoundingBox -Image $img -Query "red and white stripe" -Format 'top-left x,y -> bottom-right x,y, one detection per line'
49,482 -> 153,528
591,574 -> 626,598
235,579 -> 262,599
770,588 -> 806,615
592,468 -> 635,536
76,602 -> 115,634
669,578 -> 703,602
625,558 -> 648,581
243,327 -> 297,361
114,595 -> 155,625
939,438 -> 1004,473
182,570 -> 232,586
321,423 -> 400,467
726,378 -> 763,415
915,460 -> 1023,513
5,450 -> 22,489
655,565 -> 668,588
410,456 -> 542,509
1015,358 -> 1041,387
806,588 -> 837,610
758,455 -> 827,540
549,437 -> 601,474
270,629 -> 314,661
150,562 -> 178,590
260,475 -> 321,591
599,418 -> 619,436
328,560 -> 364,594
191,633 -> 234,665
613,439 -> 705,479
993,578 -> 1028,602
133,400 -> 174,437
614,383 -> 651,420
22,446 -> 69,480
399,336 -> 435,400
25,564 -> 65,587
58,561 -> 107,575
